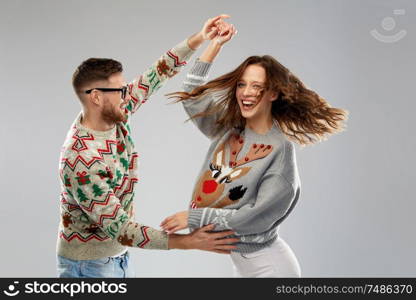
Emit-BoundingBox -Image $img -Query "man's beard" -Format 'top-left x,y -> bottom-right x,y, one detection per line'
101,101 -> 127,124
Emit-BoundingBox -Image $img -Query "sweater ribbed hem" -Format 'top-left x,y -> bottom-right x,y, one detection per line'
189,60 -> 212,78
57,238 -> 127,261
233,234 -> 278,253
57,234 -> 169,261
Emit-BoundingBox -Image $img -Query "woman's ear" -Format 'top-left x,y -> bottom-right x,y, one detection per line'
269,90 -> 279,102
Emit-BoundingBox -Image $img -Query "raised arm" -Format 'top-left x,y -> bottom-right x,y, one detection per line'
124,15 -> 231,118
181,23 -> 237,139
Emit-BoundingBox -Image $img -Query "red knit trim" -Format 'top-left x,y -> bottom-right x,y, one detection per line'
167,50 -> 187,67
59,231 -> 109,242
137,226 -> 150,248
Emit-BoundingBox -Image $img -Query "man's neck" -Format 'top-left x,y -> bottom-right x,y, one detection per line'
80,111 -> 115,132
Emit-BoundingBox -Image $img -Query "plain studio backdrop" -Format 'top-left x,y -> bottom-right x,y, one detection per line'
0,0 -> 414,277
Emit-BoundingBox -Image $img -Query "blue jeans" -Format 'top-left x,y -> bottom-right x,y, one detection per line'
57,251 -> 135,278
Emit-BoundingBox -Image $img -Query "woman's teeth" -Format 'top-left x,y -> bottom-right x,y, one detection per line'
242,100 -> 255,108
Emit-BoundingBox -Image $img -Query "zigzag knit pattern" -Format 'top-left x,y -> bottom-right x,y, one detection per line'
57,39 -> 195,260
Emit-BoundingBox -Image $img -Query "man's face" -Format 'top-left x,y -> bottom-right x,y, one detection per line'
99,72 -> 130,124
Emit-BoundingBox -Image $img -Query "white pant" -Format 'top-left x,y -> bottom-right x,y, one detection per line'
230,237 -> 301,277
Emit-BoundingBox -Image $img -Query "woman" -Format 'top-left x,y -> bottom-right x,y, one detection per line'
161,22 -> 348,277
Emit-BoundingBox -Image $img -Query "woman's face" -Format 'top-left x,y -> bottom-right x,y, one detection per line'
236,64 -> 277,122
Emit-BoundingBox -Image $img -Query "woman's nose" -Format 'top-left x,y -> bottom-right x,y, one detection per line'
243,86 -> 253,96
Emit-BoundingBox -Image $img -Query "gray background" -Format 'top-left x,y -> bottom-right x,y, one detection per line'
0,0 -> 414,277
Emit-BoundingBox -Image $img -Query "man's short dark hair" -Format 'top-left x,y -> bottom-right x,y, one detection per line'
72,58 -> 123,95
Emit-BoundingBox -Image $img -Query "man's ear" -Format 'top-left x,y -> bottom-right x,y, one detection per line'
89,90 -> 101,105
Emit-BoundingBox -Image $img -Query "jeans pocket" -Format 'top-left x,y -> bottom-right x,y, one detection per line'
92,257 -> 112,264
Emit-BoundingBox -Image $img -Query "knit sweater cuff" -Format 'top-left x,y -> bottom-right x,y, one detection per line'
175,38 -> 197,62
188,208 -> 205,228
146,230 -> 169,250
189,59 -> 212,78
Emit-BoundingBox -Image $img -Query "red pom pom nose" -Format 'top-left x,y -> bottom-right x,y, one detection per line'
202,180 -> 218,194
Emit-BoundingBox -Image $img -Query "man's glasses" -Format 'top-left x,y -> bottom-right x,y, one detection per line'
85,86 -> 128,100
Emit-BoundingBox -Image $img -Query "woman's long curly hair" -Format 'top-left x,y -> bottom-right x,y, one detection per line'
169,55 -> 348,145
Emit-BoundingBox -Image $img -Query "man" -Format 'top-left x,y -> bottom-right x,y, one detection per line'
57,15 -> 238,278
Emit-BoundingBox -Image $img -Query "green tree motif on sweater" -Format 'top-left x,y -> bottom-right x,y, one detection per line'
77,188 -> 89,202
116,169 -> 123,182
92,184 -> 104,197
120,158 -> 129,171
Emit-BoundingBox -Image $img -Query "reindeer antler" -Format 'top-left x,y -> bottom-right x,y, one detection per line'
228,133 -> 273,168
228,134 -> 244,167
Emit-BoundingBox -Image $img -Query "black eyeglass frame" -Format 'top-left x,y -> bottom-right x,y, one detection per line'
85,86 -> 128,100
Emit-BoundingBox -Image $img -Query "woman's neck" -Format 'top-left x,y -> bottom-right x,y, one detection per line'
246,116 -> 274,135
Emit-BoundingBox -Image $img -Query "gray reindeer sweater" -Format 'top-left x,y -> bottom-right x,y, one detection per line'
183,60 -> 301,253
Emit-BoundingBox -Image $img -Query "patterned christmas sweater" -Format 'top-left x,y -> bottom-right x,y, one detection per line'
57,39 -> 194,260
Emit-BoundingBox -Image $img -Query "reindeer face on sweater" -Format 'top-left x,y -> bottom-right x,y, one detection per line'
191,133 -> 273,209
